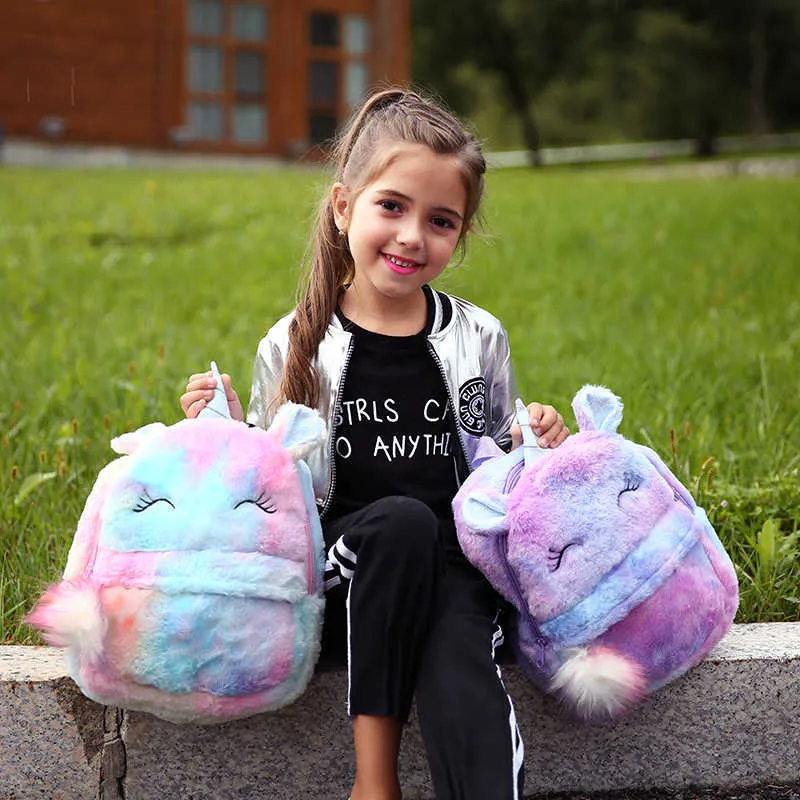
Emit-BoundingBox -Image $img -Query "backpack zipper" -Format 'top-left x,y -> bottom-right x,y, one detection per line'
497,531 -> 549,667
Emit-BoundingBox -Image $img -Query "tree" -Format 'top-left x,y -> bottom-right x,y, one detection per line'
413,0 -> 626,164
625,10 -> 724,155
412,0 -> 800,160
413,0 -> 540,164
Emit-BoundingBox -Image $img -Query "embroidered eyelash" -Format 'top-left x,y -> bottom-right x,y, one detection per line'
547,542 -> 578,572
132,489 -> 175,513
617,472 -> 641,503
234,491 -> 277,514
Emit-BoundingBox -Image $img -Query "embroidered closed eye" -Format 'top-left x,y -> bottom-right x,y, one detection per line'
234,491 -> 277,514
547,542 -> 579,572
617,472 -> 642,505
132,490 -> 175,513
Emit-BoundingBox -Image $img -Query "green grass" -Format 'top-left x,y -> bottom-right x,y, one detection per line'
1,165 -> 799,642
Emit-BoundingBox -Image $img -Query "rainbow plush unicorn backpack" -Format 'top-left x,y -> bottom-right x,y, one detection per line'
453,385 -> 739,719
29,364 -> 327,724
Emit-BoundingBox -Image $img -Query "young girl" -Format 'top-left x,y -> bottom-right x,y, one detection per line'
180,88 -> 569,800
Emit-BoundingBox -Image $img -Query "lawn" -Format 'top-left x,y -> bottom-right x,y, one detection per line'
1,164 -> 798,642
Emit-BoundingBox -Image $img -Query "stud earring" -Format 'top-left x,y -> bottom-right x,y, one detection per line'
337,228 -> 347,237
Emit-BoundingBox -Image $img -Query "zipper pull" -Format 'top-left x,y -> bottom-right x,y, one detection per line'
536,633 -> 548,667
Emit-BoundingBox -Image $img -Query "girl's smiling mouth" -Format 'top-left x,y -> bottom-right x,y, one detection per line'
382,252 -> 423,275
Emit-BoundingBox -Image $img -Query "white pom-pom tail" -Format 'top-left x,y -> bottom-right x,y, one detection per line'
26,580 -> 106,662
550,646 -> 646,719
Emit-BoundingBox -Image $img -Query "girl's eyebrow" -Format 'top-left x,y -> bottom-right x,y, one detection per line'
375,189 -> 464,222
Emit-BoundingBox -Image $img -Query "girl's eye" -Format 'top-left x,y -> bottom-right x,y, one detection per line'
132,490 -> 175,513
378,199 -> 401,213
234,492 -> 277,514
431,216 -> 455,230
547,542 -> 579,572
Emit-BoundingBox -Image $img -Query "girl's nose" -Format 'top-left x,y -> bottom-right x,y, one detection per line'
397,218 -> 424,249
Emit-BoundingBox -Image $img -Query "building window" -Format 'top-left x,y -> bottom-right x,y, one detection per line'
345,62 -> 368,108
233,106 -> 267,143
307,12 -> 372,146
184,0 -> 270,147
235,51 -> 265,99
233,2 -> 267,41
310,13 -> 339,48
309,60 -> 338,106
188,0 -> 223,36
309,114 -> 338,146
343,14 -> 370,55
188,46 -> 223,93
188,101 -> 223,141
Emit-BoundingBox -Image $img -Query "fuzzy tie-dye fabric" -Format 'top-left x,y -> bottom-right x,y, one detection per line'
453,385 -> 739,719
28,403 -> 326,724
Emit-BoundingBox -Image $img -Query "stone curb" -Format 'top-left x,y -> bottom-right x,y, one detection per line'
2,622 -> 799,799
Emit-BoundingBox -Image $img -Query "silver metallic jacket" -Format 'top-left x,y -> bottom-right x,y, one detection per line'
246,289 -> 518,516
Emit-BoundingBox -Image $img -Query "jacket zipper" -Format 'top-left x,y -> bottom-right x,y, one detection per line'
426,340 -> 470,486
319,338 -> 355,520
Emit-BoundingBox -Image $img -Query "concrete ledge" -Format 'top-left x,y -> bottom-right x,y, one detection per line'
2,623 -> 799,799
0,647 -> 105,799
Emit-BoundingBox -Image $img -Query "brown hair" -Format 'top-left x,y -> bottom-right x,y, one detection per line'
278,88 -> 486,408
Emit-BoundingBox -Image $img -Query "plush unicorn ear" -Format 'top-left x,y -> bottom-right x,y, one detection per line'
110,423 -> 167,455
458,491 -> 510,536
270,402 -> 327,461
572,385 -> 623,433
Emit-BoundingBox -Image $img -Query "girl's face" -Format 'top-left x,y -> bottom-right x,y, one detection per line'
332,143 -> 467,312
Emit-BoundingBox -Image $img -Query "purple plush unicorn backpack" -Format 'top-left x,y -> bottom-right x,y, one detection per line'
453,385 -> 739,718
28,363 -> 327,724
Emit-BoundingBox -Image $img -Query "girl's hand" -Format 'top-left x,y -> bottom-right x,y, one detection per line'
510,402 -> 569,450
179,371 -> 244,422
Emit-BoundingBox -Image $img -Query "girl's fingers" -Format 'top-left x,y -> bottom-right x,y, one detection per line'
536,405 -> 559,432
186,372 -> 215,392
191,398 -> 207,418
512,406 -> 570,449
220,375 -> 245,422
183,398 -> 206,419
540,422 -> 569,448
186,373 -> 238,400
526,402 -> 544,429
221,374 -> 238,400
536,409 -> 566,448
180,389 -> 214,415
181,384 -> 245,423
181,372 -> 217,415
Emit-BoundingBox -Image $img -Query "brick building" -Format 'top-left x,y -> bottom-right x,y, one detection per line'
0,0 -> 409,158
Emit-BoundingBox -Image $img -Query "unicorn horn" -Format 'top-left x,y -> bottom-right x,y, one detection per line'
197,361 -> 232,420
514,398 -> 551,468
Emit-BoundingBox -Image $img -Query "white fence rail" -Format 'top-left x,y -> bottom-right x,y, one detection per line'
486,132 -> 800,168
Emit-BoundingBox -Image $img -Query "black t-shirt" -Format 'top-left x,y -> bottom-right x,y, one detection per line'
327,298 -> 460,523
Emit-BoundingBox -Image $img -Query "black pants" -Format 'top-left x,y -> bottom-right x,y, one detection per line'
321,496 -> 525,800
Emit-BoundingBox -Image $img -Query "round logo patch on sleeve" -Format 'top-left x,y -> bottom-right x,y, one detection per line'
458,377 -> 487,436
